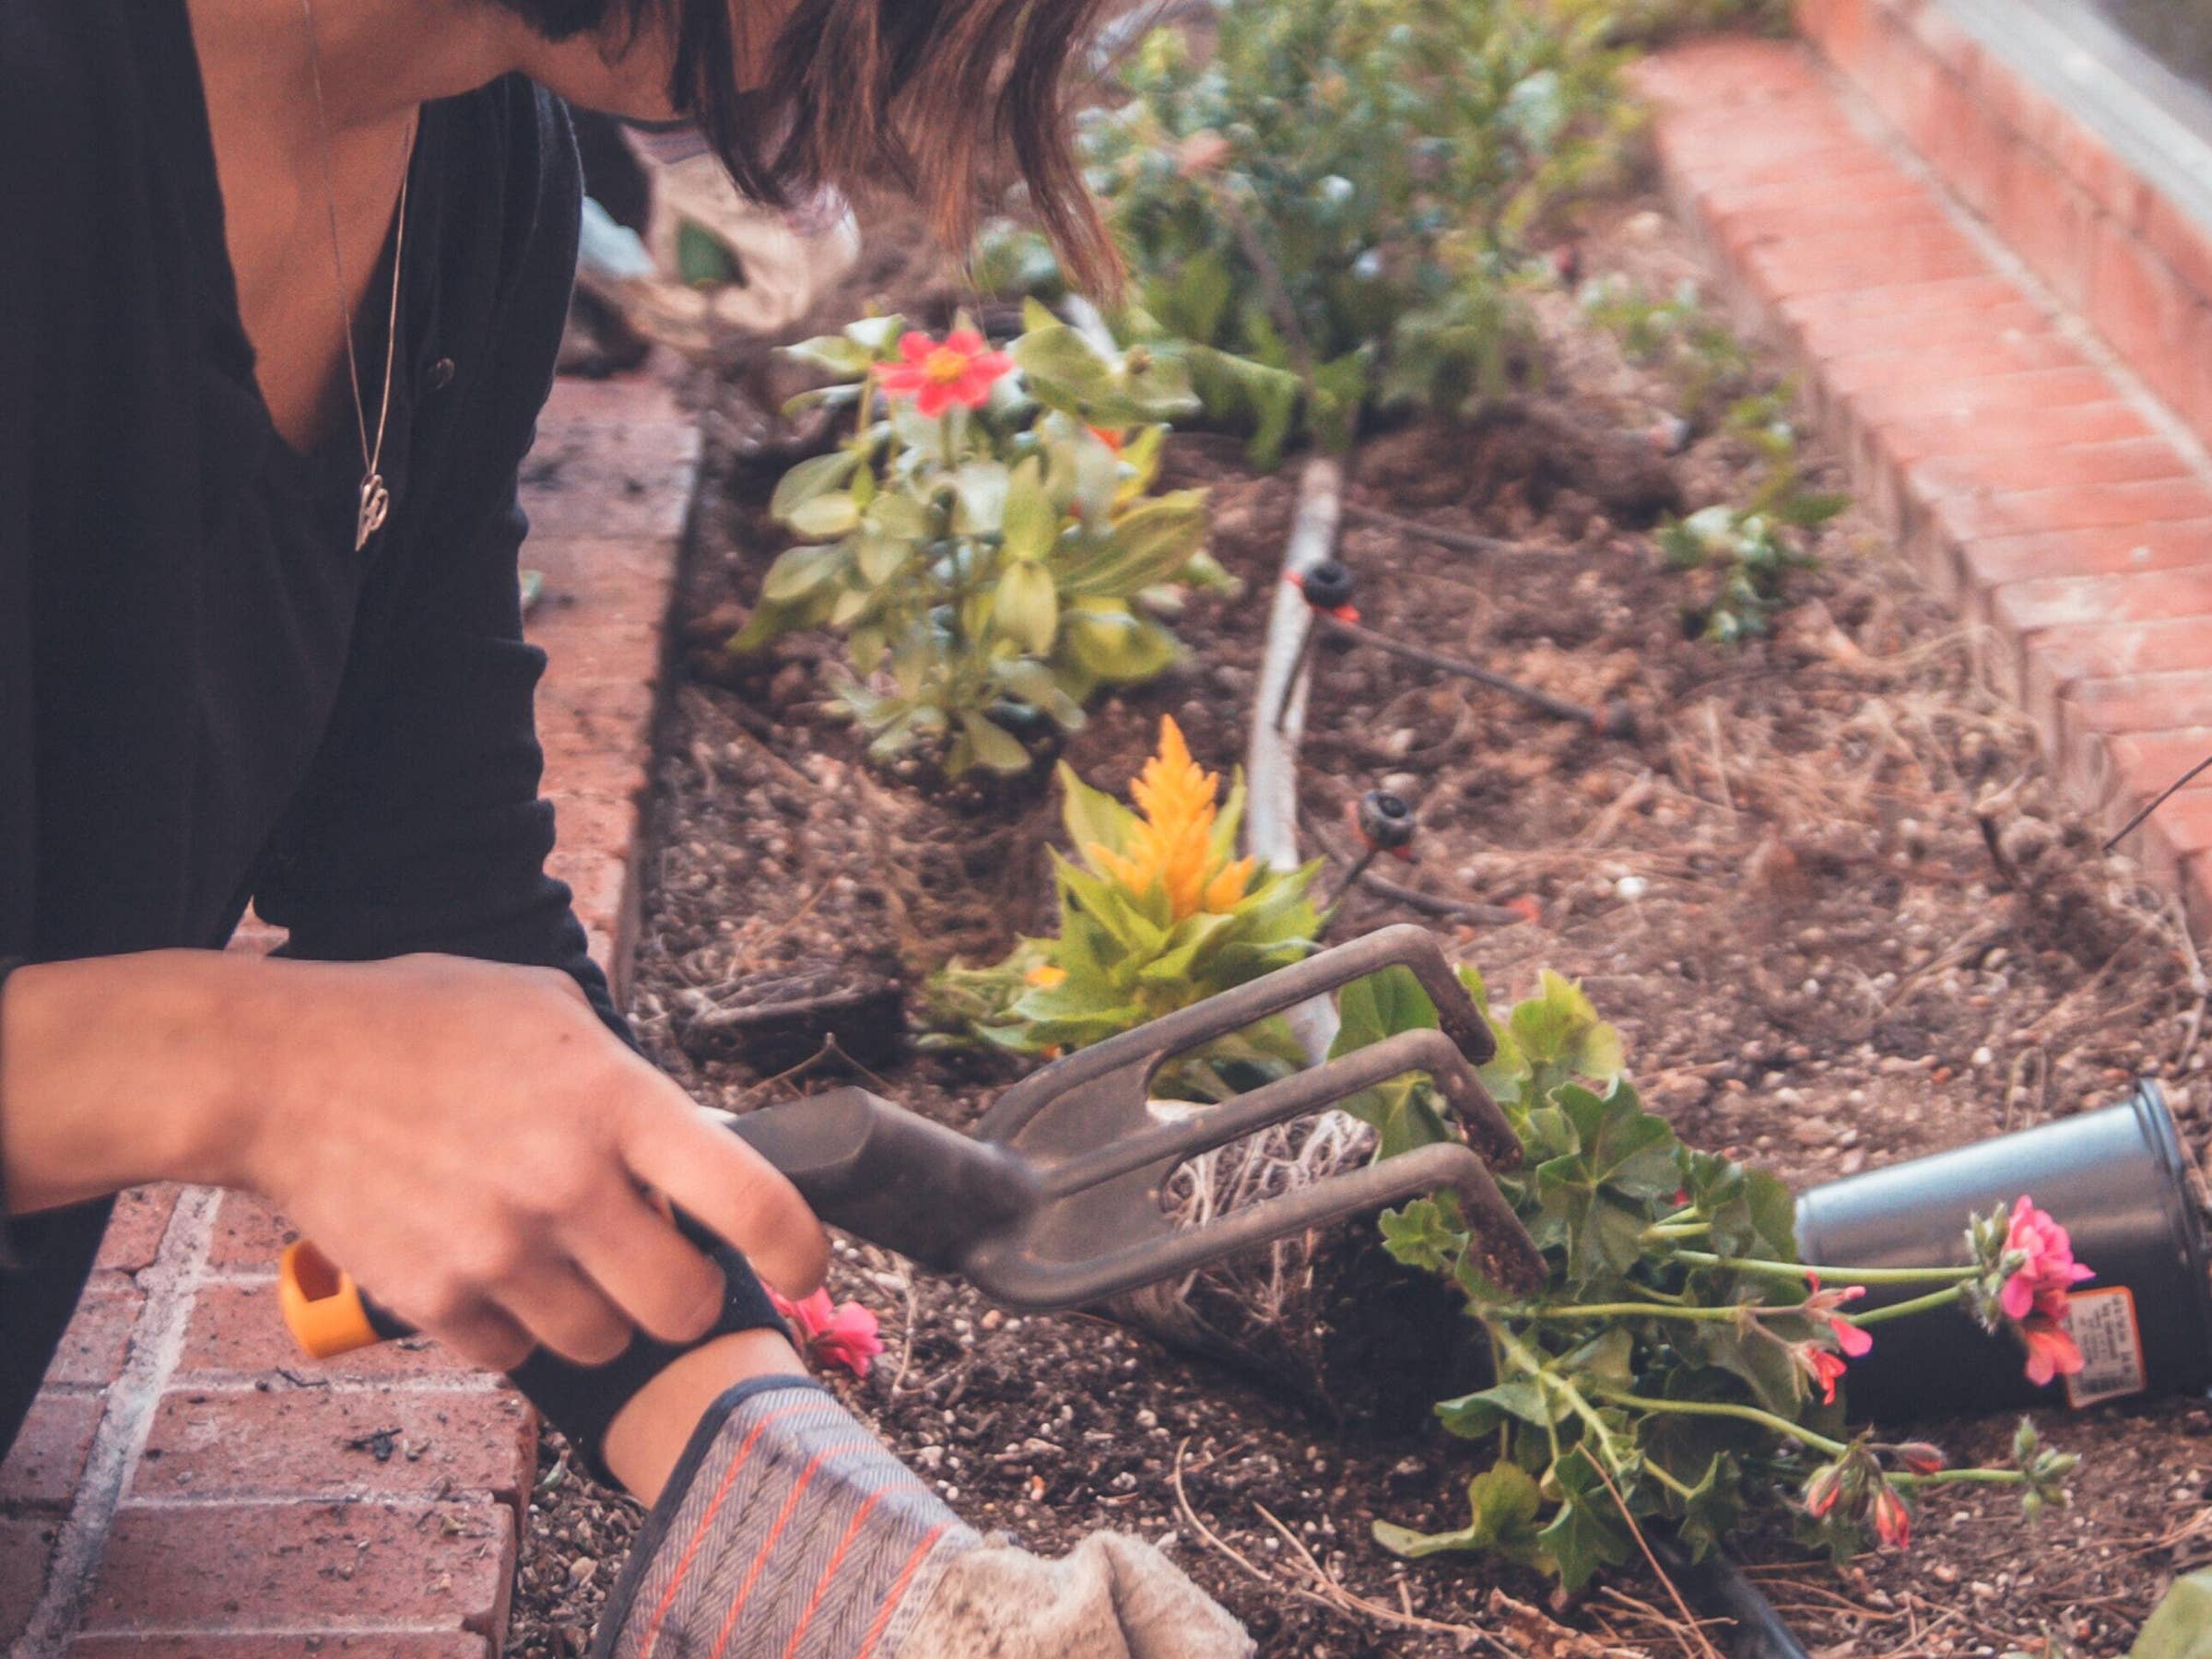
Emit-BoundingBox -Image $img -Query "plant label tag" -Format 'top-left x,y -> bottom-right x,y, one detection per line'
2062,1286 -> 2147,1408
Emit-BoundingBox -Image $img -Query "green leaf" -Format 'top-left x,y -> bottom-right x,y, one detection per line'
843,314 -> 907,355
1059,766 -> 1135,861
994,559 -> 1060,654
959,712 -> 1032,774
1059,608 -> 1182,683
1536,1481 -> 1631,1592
760,543 -> 847,603
1436,1378 -> 1559,1437
1060,492 -> 1209,597
1374,1464 -> 1543,1561
1379,1198 -> 1465,1275
1003,458 -> 1057,561
1331,966 -> 1441,1055
783,493 -> 863,541
771,451 -> 866,522
951,463 -> 1010,535
782,335 -> 875,378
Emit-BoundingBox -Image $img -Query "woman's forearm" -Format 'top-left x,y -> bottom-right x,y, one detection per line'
0,948 -> 280,1213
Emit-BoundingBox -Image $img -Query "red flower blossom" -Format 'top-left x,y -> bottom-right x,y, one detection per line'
770,1288 -> 886,1380
2019,1312 -> 2085,1389
1087,425 -> 1127,453
1805,1274 -> 1873,1358
1869,1482 -> 1912,1548
877,329 -> 1015,417
1797,1343 -> 1850,1406
1998,1196 -> 2093,1323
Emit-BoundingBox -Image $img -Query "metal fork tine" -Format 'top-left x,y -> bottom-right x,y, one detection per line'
1041,1028 -> 1519,1197
971,1142 -> 1543,1310
979,924 -> 1495,1142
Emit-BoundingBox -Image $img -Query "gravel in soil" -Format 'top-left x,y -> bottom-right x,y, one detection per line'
510,194 -> 2212,1657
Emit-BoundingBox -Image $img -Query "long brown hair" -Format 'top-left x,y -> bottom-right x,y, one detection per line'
505,0 -> 1120,292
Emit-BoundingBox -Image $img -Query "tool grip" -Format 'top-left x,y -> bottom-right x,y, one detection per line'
277,1088 -> 1039,1358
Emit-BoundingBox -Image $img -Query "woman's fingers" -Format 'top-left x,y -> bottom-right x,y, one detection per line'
619,1090 -> 829,1300
569,1180 -> 730,1347
496,1259 -> 636,1367
419,1302 -> 535,1375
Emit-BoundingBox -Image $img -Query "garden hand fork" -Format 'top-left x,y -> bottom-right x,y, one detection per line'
279,923 -> 1543,1355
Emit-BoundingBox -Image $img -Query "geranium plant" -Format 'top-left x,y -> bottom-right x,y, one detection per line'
926,716 -> 1322,1068
734,310 -> 1226,775
1336,967 -> 2078,1587
973,0 -> 1631,461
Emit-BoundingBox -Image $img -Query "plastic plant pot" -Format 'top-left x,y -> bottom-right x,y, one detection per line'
1795,1083 -> 2212,1419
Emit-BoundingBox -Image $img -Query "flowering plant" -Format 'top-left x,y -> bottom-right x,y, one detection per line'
925,717 -> 1321,1066
770,1288 -> 887,1380
735,310 -> 1228,774
1342,968 -> 2077,1587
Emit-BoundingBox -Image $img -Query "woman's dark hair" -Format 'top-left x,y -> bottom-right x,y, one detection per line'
501,0 -> 1119,292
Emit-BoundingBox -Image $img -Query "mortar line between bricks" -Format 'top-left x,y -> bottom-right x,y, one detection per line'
1797,51 -> 2212,488
12,1186 -> 219,1656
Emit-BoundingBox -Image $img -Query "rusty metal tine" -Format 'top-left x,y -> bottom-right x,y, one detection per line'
972,1143 -> 1541,1310
1041,1029 -> 1517,1197
979,924 -> 1493,1140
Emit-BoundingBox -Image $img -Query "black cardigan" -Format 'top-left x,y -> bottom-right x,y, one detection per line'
0,3 -> 631,1423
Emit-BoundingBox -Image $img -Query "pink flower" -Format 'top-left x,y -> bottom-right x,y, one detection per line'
1805,1274 -> 1873,1358
1869,1482 -> 1912,1549
1797,1343 -> 1850,1406
1998,1196 -> 2094,1323
2019,1313 -> 2085,1389
877,329 -> 1015,417
771,1288 -> 887,1380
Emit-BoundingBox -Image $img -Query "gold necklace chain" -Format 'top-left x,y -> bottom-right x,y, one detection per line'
299,0 -> 417,551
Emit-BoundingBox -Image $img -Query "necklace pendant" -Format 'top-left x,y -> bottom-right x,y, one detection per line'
355,471 -> 391,551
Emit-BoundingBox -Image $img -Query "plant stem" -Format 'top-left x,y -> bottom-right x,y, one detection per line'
1673,1251 -> 1979,1288
1643,1221 -> 1712,1241
1847,1286 -> 1966,1327
1894,1467 -> 2030,1490
1521,1302 -> 1741,1325
1591,1386 -> 1849,1459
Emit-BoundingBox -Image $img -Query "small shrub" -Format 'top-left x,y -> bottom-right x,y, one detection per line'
736,311 -> 1230,774
978,0 -> 1635,460
1332,968 -> 2078,1588
925,716 -> 1321,1068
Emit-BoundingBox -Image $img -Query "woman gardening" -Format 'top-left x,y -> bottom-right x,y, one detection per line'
0,1 -> 1247,1651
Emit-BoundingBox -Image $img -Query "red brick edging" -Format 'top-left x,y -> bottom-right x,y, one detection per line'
1635,34 -> 2212,930
0,367 -> 700,1654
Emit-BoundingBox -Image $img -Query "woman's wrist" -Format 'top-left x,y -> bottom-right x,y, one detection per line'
0,949 -> 292,1212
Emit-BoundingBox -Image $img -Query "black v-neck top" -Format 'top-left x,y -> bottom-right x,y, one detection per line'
0,3 -> 622,1040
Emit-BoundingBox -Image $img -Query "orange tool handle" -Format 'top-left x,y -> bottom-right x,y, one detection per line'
278,1240 -> 414,1357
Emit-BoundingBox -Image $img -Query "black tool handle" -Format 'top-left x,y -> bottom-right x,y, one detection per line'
282,1088 -> 1040,1356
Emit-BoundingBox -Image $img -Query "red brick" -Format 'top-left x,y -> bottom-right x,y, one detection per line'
1910,440 -> 2191,500
1714,196 -> 1954,266
1873,402 -> 2156,465
2142,189 -> 2212,318
46,1278 -> 147,1388
175,1280 -> 474,1384
547,847 -> 631,952
2089,222 -> 2206,422
1993,564 -> 2212,637
134,1388 -> 533,1508
2100,727 -> 2212,818
537,725 -> 650,813
1776,274 -> 2026,332
0,1393 -> 104,1512
80,1500 -> 514,1635
1631,37 -> 1821,111
1791,299 -> 2054,361
1,1517 -> 58,1646
2027,618 -> 2212,710
1936,478 -> 2212,544
548,791 -> 640,869
1846,366 -> 2118,427
1819,332 -> 2084,396
206,1191 -> 298,1270
97,1186 -> 180,1274
1987,151 -> 2099,312
521,535 -> 682,603
1744,227 -> 1986,301
539,361 -> 689,425
1698,159 -> 1925,220
1961,522 -> 2212,590
69,1640 -> 488,1657
2065,672 -> 2212,743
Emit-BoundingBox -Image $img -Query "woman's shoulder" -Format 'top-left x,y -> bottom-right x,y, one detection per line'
431,76 -> 583,308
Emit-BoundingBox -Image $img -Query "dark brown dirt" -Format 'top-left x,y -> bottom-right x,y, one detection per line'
508,191 -> 2212,1659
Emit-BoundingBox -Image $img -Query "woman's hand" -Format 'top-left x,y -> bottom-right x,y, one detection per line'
0,950 -> 827,1371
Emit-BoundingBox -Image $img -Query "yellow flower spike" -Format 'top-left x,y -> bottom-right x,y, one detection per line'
1025,963 -> 1068,988
1090,717 -> 1247,922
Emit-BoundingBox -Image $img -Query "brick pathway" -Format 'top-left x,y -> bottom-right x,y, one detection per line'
1,368 -> 700,1655
1634,32 -> 2212,929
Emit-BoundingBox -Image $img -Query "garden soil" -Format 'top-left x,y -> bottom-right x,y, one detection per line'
506,193 -> 2212,1658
